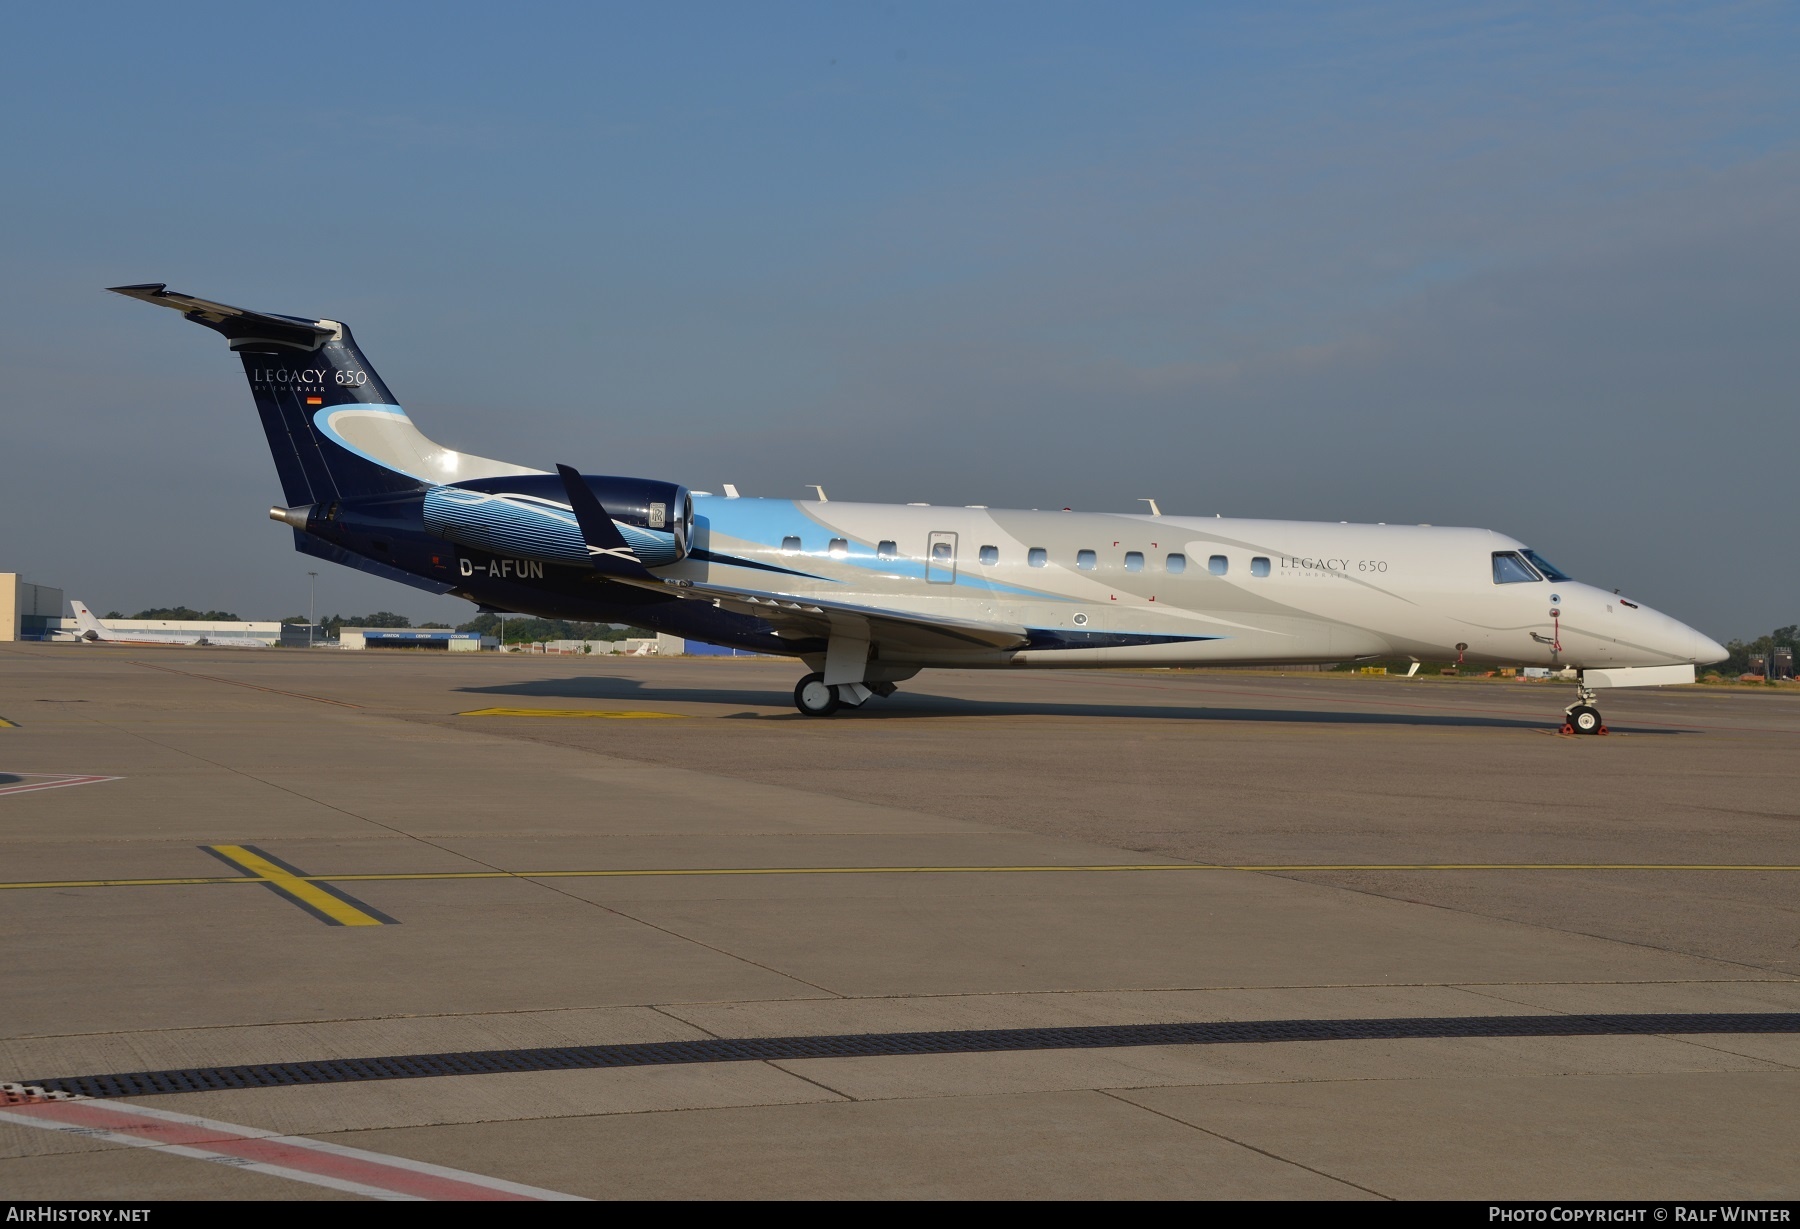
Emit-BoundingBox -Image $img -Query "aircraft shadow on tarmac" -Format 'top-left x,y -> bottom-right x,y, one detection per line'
0,774 -> 21,785
455,676 -> 1680,732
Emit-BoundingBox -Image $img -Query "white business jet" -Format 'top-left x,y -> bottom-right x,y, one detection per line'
107,283 -> 1726,730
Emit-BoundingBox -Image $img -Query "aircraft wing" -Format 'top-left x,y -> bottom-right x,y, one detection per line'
547,460 -> 1027,655
634,578 -> 1030,655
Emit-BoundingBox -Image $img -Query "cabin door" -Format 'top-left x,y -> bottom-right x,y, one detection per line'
926,531 -> 958,584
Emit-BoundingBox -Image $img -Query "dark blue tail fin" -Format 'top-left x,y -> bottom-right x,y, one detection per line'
108,283 -> 425,504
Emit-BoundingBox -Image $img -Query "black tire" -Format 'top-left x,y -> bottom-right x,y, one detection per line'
794,672 -> 840,717
1568,704 -> 1603,735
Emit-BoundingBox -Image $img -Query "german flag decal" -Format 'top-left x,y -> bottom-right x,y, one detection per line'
305,396 -> 323,405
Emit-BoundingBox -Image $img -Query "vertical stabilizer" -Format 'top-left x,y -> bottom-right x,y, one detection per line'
107,284 -> 539,506
69,601 -> 108,641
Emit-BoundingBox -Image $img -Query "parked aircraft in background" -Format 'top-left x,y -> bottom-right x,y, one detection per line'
108,283 -> 1725,730
70,600 -> 268,648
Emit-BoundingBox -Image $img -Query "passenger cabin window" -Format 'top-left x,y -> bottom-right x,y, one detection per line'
1124,551 -> 1144,572
1028,547 -> 1048,568
877,540 -> 897,560
1251,556 -> 1270,577
828,538 -> 848,559
1492,551 -> 1540,584
1209,555 -> 1229,576
781,535 -> 802,554
1520,549 -> 1571,581
979,545 -> 999,566
932,542 -> 954,562
1166,553 -> 1186,574
1076,549 -> 1097,571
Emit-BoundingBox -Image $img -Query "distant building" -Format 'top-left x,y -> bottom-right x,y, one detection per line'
682,639 -> 768,657
533,633 -> 689,656
0,575 -> 64,641
338,628 -> 491,651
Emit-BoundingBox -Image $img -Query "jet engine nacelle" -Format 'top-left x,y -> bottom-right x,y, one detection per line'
422,474 -> 692,570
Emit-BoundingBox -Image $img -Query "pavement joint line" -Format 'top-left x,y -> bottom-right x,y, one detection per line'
199,844 -> 398,927
5,862 -> 1800,894
127,660 -> 364,709
1096,1087 -> 1396,1201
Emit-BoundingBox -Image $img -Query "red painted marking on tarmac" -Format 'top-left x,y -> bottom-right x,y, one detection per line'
0,1087 -> 584,1201
0,774 -> 120,796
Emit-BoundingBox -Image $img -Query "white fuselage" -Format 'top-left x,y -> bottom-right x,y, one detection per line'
69,602 -> 269,649
675,500 -> 1719,671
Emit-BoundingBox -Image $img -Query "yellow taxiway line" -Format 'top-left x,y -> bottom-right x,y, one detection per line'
4,862 -> 1799,894
201,844 -> 396,927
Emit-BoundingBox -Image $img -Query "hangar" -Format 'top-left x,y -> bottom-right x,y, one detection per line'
1,574 -> 64,641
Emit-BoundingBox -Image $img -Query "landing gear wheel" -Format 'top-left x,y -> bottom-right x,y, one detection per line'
794,673 -> 840,717
1567,704 -> 1604,735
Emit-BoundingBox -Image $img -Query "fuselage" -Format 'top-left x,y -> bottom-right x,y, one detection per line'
445,496 -> 1719,671
78,629 -> 268,647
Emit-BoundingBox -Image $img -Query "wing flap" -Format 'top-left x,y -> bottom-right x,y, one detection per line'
634,579 -> 1028,654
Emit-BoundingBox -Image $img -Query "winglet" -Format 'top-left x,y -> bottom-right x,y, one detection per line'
555,465 -> 657,579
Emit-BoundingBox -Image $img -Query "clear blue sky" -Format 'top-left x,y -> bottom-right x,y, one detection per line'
1,2 -> 1794,635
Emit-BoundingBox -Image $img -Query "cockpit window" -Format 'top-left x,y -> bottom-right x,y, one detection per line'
1520,549 -> 1571,581
1492,551 -> 1541,584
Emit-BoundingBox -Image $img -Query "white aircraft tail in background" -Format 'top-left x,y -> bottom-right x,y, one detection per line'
69,601 -> 267,648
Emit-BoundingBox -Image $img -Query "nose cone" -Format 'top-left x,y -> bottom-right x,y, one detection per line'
1692,628 -> 1728,665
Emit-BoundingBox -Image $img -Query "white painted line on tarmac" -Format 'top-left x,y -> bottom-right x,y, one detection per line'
0,1086 -> 587,1201
0,773 -> 121,796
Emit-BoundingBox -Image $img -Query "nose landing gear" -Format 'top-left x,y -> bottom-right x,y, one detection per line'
1561,678 -> 1608,735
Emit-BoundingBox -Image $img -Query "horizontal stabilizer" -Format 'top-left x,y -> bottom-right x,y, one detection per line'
107,283 -> 338,351
555,464 -> 657,579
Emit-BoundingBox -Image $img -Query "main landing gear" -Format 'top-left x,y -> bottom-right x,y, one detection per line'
793,672 -> 898,717
1561,677 -> 1607,736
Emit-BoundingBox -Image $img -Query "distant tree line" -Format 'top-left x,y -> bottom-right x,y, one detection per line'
1714,624 -> 1798,676
105,607 -> 242,621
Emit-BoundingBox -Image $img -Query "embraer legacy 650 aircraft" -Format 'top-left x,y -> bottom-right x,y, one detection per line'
110,284 -> 1725,730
